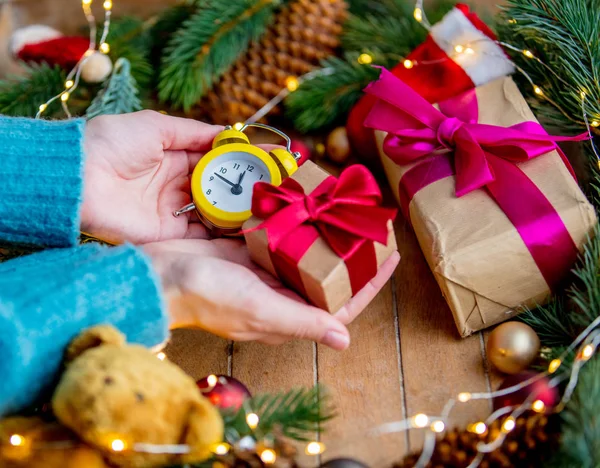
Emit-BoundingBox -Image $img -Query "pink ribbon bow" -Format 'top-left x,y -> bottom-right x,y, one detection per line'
363,68 -> 587,289
251,165 -> 396,259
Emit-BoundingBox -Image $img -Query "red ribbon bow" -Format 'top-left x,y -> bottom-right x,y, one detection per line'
251,165 -> 396,259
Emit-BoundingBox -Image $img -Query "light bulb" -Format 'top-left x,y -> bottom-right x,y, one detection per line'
111,439 -> 126,452
591,120 -> 599,127
103,0 -> 112,9
156,352 -> 166,361
357,53 -> 373,65
246,413 -> 259,429
465,47 -> 474,55
260,449 -> 277,464
305,441 -> 326,455
469,422 -> 487,435
532,400 -> 545,413
82,0 -> 92,5
454,45 -> 465,54
213,443 -> 230,455
38,104 -> 48,113
403,59 -> 414,69
458,392 -> 472,403
414,8 -> 423,22
285,76 -> 299,92
9,434 -> 25,446
523,50 -> 534,58
207,374 -> 218,387
431,420 -> 445,433
65,80 -> 74,89
100,43 -> 110,54
233,122 -> 244,131
502,417 -> 516,433
412,414 -> 428,428
580,344 -> 594,360
534,86 -> 544,96
61,92 -> 70,102
548,359 -> 561,373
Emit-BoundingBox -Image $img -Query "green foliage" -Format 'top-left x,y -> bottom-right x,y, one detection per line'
86,58 -> 142,120
223,386 -> 334,442
104,16 -> 153,87
158,0 -> 280,111
149,4 -> 196,64
548,356 -> 600,467
284,0 -> 453,132
0,64 -> 65,117
497,0 -> 600,201
286,54 -> 386,133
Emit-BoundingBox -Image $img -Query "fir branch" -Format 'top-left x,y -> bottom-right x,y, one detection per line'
285,54 -> 386,133
342,0 -> 454,56
223,386 -> 334,442
497,0 -> 600,137
521,227 -> 600,346
104,16 -> 153,87
548,356 -> 600,467
0,63 -> 65,117
158,0 -> 280,111
149,4 -> 196,64
86,58 -> 142,119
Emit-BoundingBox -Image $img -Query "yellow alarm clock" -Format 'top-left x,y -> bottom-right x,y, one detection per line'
173,123 -> 300,236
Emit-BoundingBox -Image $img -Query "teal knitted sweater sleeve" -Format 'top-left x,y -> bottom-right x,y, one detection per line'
0,116 -> 84,247
0,117 -> 169,416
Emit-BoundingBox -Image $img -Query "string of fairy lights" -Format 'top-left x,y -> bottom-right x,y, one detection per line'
15,1 -> 600,467
35,0 -> 113,119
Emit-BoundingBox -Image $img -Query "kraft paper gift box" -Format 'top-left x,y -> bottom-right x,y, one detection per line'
243,161 -> 397,313
365,69 -> 596,337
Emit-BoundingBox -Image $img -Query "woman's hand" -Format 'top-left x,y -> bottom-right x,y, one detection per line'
82,111 -> 222,244
144,239 -> 400,350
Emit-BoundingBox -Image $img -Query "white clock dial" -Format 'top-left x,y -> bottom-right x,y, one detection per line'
200,151 -> 271,213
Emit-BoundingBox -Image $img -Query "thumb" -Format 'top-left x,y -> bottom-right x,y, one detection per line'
255,284 -> 351,350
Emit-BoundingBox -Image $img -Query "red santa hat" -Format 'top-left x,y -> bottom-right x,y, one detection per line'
348,4 -> 515,158
10,24 -> 91,69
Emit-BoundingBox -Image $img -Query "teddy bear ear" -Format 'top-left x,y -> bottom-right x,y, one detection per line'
65,325 -> 126,363
181,398 -> 225,463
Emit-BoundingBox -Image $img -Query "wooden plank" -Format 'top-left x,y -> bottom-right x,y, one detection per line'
394,218 -> 491,453
231,341 -> 315,395
317,280 -> 406,467
163,329 -> 229,380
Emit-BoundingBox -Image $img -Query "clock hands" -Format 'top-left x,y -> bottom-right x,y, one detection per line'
214,172 -> 235,187
213,170 -> 246,195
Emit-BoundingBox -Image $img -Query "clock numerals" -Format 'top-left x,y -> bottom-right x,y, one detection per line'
219,167 -> 227,174
259,174 -> 264,180
206,189 -> 212,195
209,175 -> 214,181
213,201 -> 217,205
233,163 -> 241,170
247,165 -> 254,172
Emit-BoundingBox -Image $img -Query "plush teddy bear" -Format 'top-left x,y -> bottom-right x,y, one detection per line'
50,325 -> 224,468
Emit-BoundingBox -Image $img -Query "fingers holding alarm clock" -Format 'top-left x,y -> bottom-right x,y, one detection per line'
82,111 -> 223,244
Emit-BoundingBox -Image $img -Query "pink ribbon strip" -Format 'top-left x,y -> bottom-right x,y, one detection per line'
364,68 -> 588,288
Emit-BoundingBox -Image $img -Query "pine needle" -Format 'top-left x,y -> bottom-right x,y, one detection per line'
86,58 -> 142,119
223,386 -> 334,442
158,0 -> 280,111
0,63 -> 65,117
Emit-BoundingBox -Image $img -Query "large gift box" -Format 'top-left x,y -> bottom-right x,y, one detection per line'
243,161 -> 397,313
365,69 -> 597,337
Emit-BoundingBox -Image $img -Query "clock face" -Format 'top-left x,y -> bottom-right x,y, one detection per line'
200,150 -> 272,213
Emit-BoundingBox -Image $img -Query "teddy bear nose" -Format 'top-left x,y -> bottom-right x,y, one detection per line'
104,376 -> 114,385
135,392 -> 145,402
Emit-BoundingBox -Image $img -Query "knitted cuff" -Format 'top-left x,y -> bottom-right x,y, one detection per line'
0,117 -> 85,247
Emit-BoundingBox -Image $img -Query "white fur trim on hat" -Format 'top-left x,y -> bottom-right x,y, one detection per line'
10,25 -> 63,56
430,8 -> 515,86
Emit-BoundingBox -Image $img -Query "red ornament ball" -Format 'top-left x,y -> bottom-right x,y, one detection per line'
290,140 -> 311,166
493,371 -> 559,413
196,375 -> 251,411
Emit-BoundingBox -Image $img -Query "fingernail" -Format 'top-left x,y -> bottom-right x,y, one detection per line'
323,330 -> 350,350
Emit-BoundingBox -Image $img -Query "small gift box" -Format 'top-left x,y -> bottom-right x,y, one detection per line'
243,161 -> 398,313
365,69 -> 597,337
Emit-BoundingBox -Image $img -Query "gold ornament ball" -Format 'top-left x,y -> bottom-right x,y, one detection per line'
487,322 -> 540,374
326,127 -> 351,164
81,52 -> 113,83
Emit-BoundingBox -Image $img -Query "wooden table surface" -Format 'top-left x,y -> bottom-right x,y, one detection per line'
165,157 -> 502,467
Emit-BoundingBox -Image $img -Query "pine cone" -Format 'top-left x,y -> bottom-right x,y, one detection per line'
201,0 -> 348,125
213,438 -> 300,468
395,411 -> 560,468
